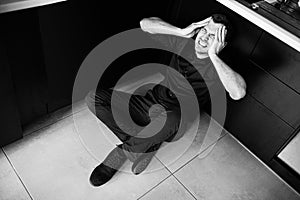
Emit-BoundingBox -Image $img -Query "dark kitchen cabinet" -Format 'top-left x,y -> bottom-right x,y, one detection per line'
251,32 -> 300,94
0,40 -> 23,147
0,0 -> 176,146
1,9 -> 48,128
1,0 -> 300,192
37,0 -> 177,111
37,1 -> 93,112
225,93 -> 295,161
169,0 -> 300,193
214,2 -> 300,193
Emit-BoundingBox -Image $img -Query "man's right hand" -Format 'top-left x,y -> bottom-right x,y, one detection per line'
180,16 -> 212,38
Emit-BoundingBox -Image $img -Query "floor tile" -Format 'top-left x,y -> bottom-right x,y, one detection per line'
72,108 -> 170,174
278,131 -> 300,175
155,112 -> 227,173
0,149 -> 31,200
83,159 -> 171,200
72,108 -> 123,162
173,134 -> 300,200
3,110 -> 171,200
23,100 -> 87,136
138,175 -> 196,200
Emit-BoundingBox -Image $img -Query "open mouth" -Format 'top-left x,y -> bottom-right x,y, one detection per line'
198,39 -> 207,48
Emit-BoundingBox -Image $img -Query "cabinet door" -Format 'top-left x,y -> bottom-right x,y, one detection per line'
38,1 -> 100,112
240,60 -> 300,129
0,42 -> 22,147
251,32 -> 300,94
38,0 -> 176,112
224,94 -> 294,162
1,9 -> 48,127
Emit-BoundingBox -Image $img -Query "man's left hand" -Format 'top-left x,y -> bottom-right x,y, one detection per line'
208,25 -> 227,56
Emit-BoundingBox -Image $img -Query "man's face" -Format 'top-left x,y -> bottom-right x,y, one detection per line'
195,19 -> 224,57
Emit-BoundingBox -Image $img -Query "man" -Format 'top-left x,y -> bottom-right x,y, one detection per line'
86,14 -> 246,187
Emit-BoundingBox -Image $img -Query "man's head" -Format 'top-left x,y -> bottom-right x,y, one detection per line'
194,14 -> 232,57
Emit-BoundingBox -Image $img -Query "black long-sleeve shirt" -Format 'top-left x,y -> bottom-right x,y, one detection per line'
149,34 -> 220,107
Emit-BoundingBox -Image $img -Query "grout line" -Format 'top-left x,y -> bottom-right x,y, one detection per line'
226,131 -> 300,196
136,172 -> 173,200
137,154 -> 192,199
157,132 -> 228,176
171,174 -> 198,200
156,158 -> 198,200
142,133 -> 228,199
1,148 -> 34,200
140,157 -> 198,200
167,134 -> 228,199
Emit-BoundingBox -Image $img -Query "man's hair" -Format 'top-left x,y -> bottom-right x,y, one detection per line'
211,13 -> 233,43
192,13 -> 233,43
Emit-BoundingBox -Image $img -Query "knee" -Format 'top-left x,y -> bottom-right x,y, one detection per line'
85,90 -> 96,114
85,89 -> 112,116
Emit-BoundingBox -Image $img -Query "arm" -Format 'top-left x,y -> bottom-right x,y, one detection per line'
208,26 -> 246,100
209,53 -> 246,100
140,17 -> 211,38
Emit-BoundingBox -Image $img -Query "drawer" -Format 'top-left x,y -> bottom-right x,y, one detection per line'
250,32 -> 300,94
224,94 -> 294,162
240,60 -> 300,129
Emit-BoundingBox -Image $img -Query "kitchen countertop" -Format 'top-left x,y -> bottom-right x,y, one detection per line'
217,0 -> 300,52
0,0 -> 67,14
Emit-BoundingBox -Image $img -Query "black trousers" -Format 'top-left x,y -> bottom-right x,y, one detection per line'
85,87 -> 197,162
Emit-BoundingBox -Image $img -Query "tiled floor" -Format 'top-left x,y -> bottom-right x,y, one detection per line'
1,101 -> 300,200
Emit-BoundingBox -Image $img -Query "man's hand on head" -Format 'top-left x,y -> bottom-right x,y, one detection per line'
208,25 -> 227,56
181,16 -> 212,38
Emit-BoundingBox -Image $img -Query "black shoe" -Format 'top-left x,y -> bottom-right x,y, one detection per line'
89,144 -> 127,186
131,143 -> 162,175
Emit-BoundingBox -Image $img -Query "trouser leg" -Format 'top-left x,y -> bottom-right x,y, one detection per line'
85,89 -> 151,142
85,88 -> 181,162
122,106 -> 181,161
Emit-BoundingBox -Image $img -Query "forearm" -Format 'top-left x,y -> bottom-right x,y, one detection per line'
209,54 -> 246,100
140,17 -> 184,36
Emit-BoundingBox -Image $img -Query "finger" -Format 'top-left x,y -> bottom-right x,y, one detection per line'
204,16 -> 212,23
216,27 -> 221,42
199,16 -> 211,25
224,26 -> 227,37
220,26 -> 226,43
219,27 -> 222,42
223,26 -> 227,42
